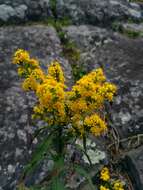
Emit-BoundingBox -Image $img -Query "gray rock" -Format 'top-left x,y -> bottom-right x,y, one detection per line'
128,8 -> 142,19
0,0 -> 142,25
63,25 -> 112,72
122,22 -> 143,34
7,165 -> 15,174
0,4 -> 15,22
57,0 -> 143,25
123,146 -> 143,190
15,4 -> 27,20
0,0 -> 51,23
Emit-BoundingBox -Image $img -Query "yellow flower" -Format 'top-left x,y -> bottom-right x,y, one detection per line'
28,58 -> 40,68
22,76 -> 38,91
17,67 -> 25,76
100,185 -> 109,190
13,49 -> 117,132
31,68 -> 46,81
13,49 -> 30,64
48,60 -> 65,83
84,114 -> 107,136
113,180 -> 124,190
100,167 -> 110,181
99,82 -> 117,101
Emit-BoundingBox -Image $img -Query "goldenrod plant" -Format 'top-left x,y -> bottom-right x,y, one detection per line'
98,167 -> 125,190
13,49 -> 117,189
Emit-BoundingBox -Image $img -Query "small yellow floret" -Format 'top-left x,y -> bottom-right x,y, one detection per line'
100,185 -> 110,190
100,167 -> 110,181
84,114 -> 107,136
48,60 -> 65,83
113,180 -> 124,190
13,49 -> 30,64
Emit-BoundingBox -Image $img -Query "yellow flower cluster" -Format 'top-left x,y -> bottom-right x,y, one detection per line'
48,61 -> 65,83
113,180 -> 124,190
99,167 -> 125,190
13,49 -> 117,134
68,68 -> 116,136
100,185 -> 109,190
13,49 -> 67,126
100,167 -> 110,181
13,49 -> 30,65
34,78 -> 66,124
84,114 -> 107,136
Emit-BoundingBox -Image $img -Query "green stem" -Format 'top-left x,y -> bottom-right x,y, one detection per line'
83,135 -> 92,166
58,126 -> 63,156
83,135 -> 87,152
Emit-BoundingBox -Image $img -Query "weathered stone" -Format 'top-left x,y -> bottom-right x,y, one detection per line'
57,0 -> 143,25
0,4 -> 15,22
0,0 -> 142,25
15,5 -> 28,20
122,22 -> 143,35
123,146 -> 143,190
0,0 -> 51,23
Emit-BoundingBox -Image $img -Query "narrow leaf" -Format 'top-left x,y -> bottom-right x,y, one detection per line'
23,134 -> 53,177
74,165 -> 95,190
51,177 -> 66,190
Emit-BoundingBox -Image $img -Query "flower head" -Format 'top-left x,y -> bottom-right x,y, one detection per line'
48,60 -> 65,83
13,49 -> 117,136
84,114 -> 107,136
100,185 -> 110,190
100,167 -> 110,181
113,180 -> 124,190
13,49 -> 30,64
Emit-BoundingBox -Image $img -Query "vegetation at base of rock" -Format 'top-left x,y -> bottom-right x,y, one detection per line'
46,17 -> 72,32
111,21 -> 143,38
46,17 -> 82,82
13,49 -> 117,189
122,28 -> 142,38
129,0 -> 143,2
97,167 -> 125,190
43,3 -> 82,82
71,63 -> 86,81
49,0 -> 57,19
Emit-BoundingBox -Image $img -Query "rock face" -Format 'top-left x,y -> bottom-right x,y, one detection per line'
57,0 -> 143,24
0,25 -> 72,189
124,146 -> 143,190
0,0 -> 143,24
0,0 -> 51,23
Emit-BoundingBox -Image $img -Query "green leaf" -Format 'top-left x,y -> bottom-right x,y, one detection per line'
51,177 -> 66,190
17,183 -> 30,190
74,165 -> 95,190
53,156 -> 64,169
23,134 -> 53,178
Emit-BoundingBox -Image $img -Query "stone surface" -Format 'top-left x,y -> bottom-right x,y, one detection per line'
0,0 -> 51,23
0,0 -> 142,24
122,22 -> 143,34
57,0 -> 143,25
123,146 -> 143,190
0,25 -> 72,189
